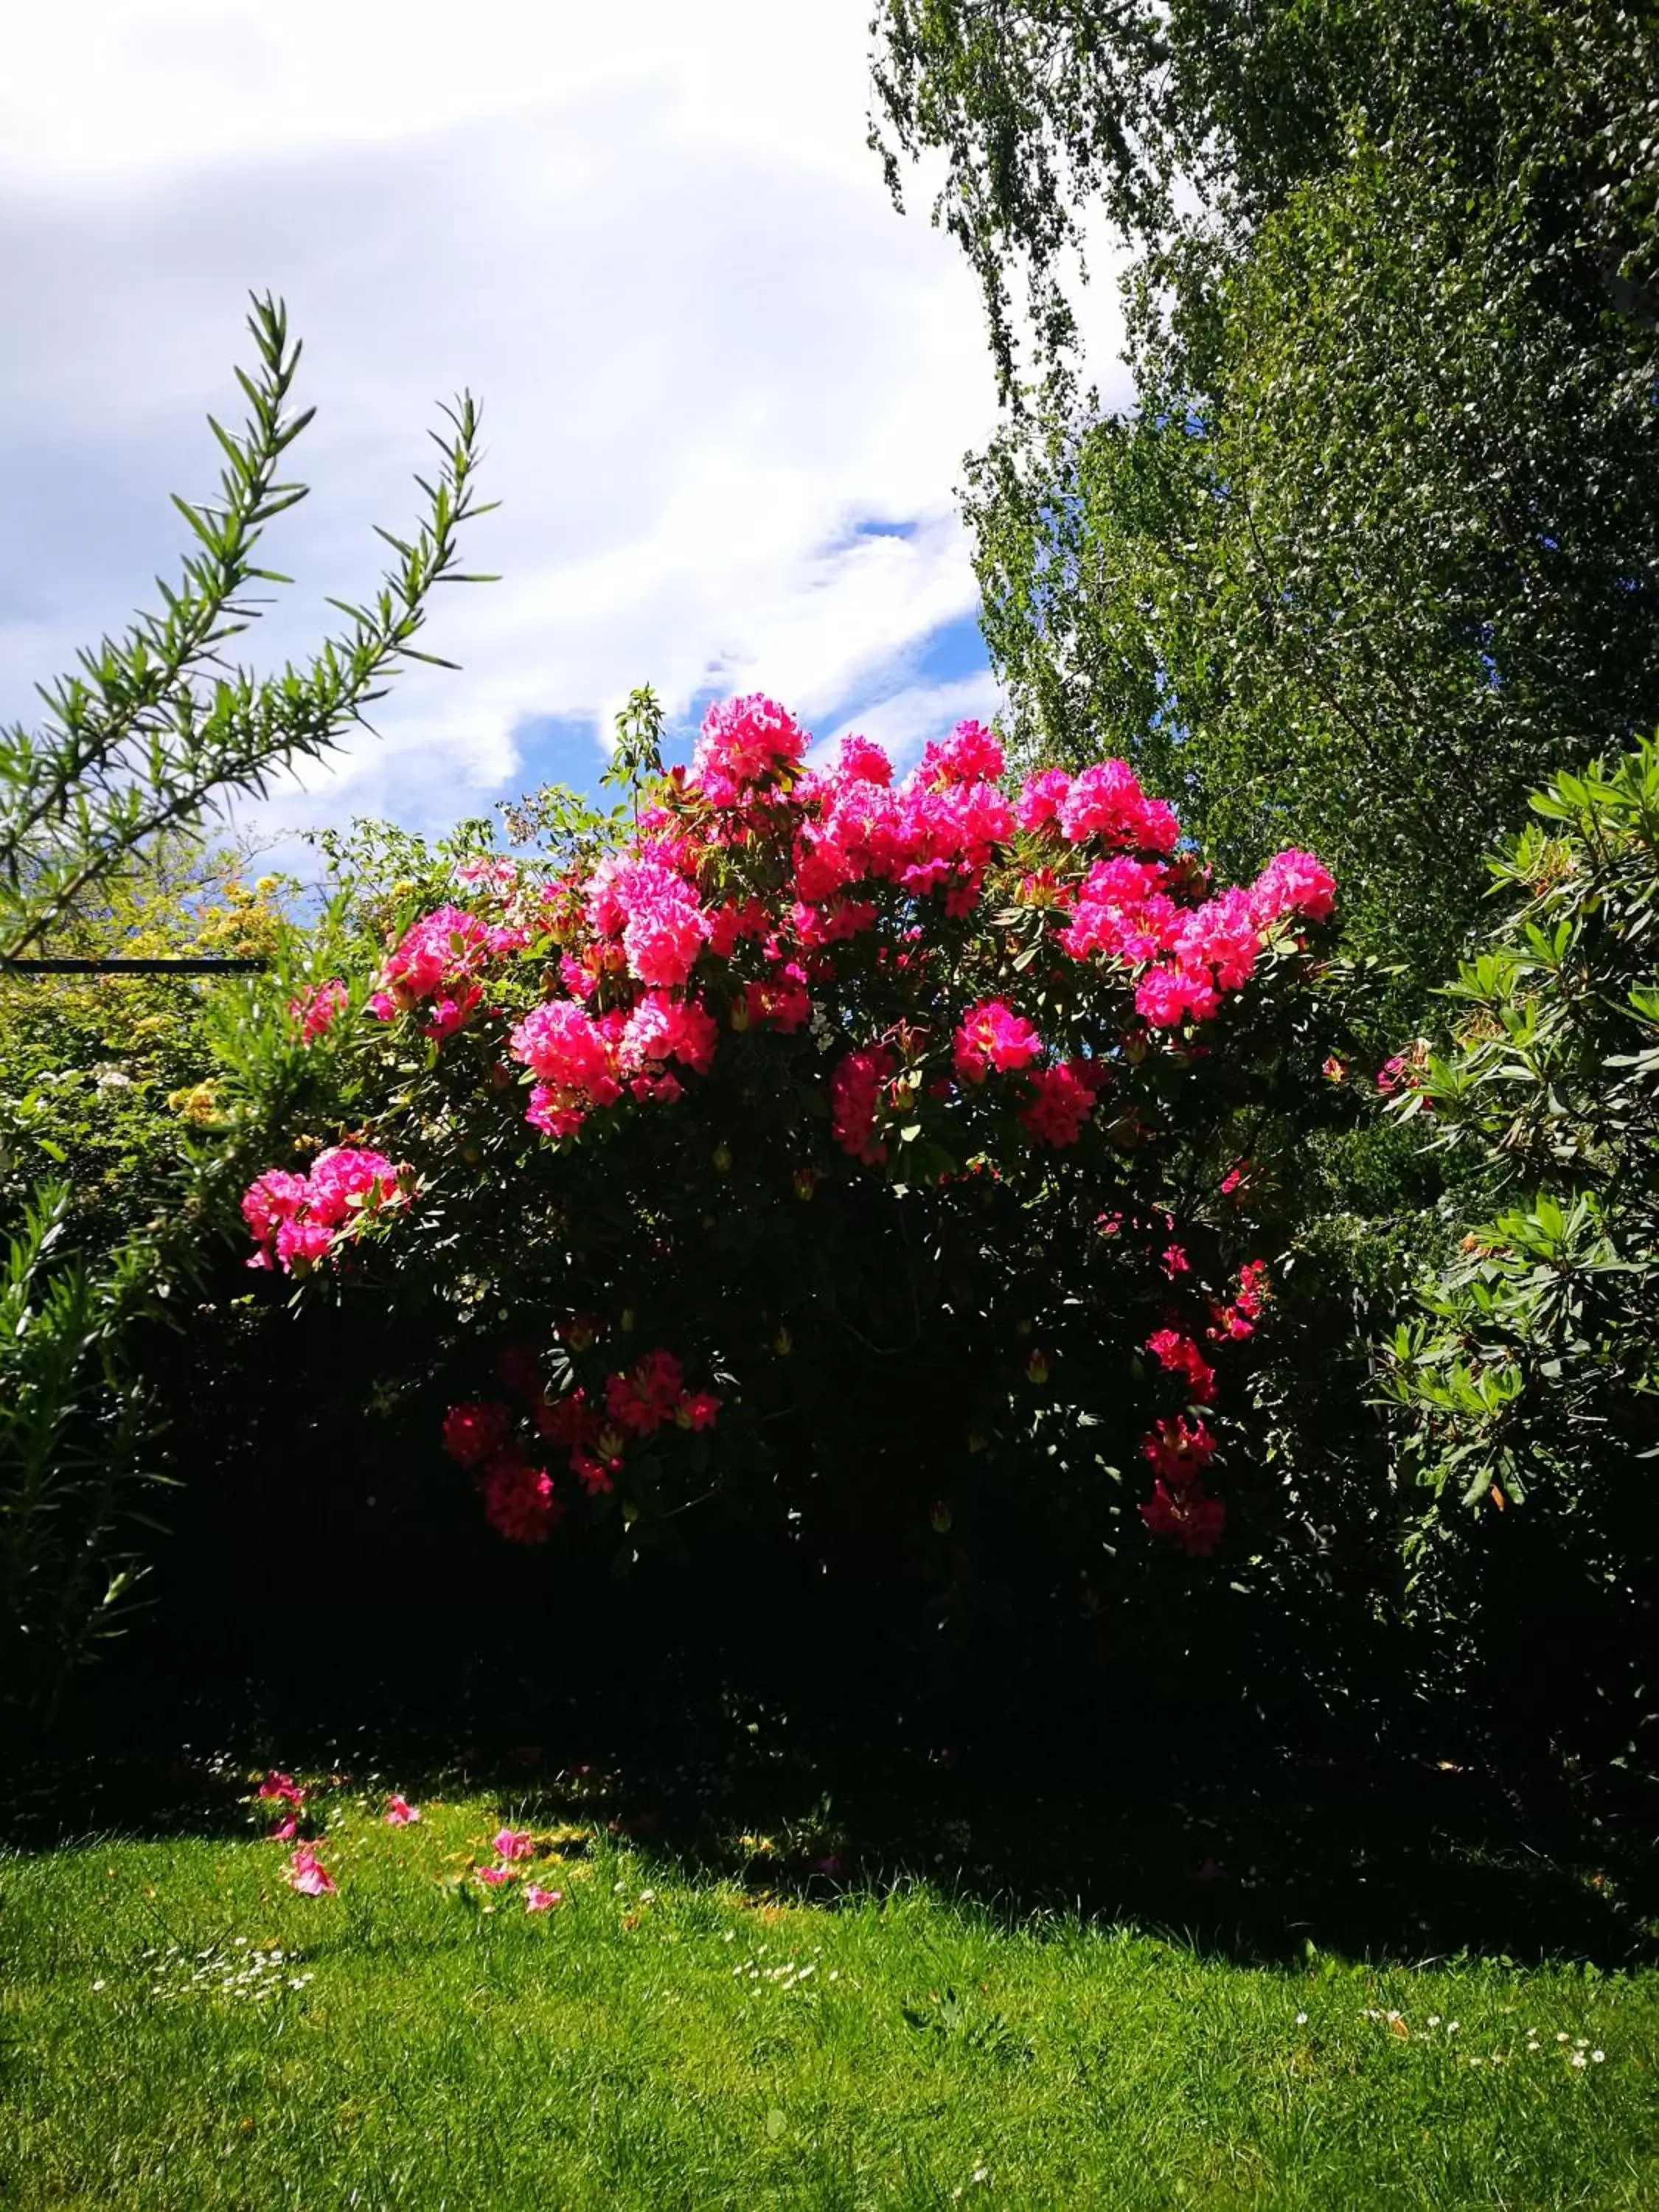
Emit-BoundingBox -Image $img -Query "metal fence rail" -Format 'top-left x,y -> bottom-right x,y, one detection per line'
1,958 -> 268,975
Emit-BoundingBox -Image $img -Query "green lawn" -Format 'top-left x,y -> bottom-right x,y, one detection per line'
3,1781 -> 1656,2210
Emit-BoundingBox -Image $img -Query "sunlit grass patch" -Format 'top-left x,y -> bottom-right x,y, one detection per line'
2,1784 -> 1656,2210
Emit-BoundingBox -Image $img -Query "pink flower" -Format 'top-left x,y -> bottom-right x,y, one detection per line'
258,1770 -> 306,1807
952,999 -> 1043,1083
509,1000 -> 619,1095
385,1795 -> 420,1826
914,717 -> 1004,790
1140,1480 -> 1226,1557
1058,855 -> 1183,968
1018,1060 -> 1096,1147
605,1351 -> 686,1436
675,1388 -> 721,1431
1058,760 -> 1180,852
479,1456 -> 561,1546
423,980 -> 483,1040
1208,1259 -> 1269,1340
524,1884 -> 563,1912
622,990 -> 719,1075
1145,1329 -> 1217,1405
288,978 -> 348,1043
1015,767 -> 1072,832
240,1170 -> 308,1255
442,1399 -> 515,1469
475,1863 -> 514,1885
1175,888 -> 1261,993
830,1045 -> 897,1164
1251,847 -> 1336,927
305,1147 -> 402,1229
569,1450 -> 622,1498
380,905 -> 493,1004
535,1387 -> 602,1452
1135,963 -> 1221,1028
456,854 -> 520,894
266,1815 -> 299,1842
613,861 -> 709,988
493,1828 -> 535,1861
833,733 -> 892,786
272,1214 -> 335,1271
742,964 -> 812,1034
1141,1415 -> 1217,1485
285,1846 -> 337,1896
690,693 -> 807,805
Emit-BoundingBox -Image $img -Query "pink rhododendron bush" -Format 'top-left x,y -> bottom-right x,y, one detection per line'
234,696 -> 1342,1635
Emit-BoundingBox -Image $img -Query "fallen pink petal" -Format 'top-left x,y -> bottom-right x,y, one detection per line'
284,1846 -> 337,1896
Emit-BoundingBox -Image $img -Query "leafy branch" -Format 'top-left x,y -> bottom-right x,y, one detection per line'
0,291 -> 498,961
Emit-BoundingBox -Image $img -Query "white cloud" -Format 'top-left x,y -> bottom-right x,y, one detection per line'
819,671 -> 1009,778
0,2 -> 1131,846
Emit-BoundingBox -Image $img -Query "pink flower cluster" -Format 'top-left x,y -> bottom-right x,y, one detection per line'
1058,836 -> 1336,1030
442,1332 -> 720,1543
509,988 -> 719,1140
288,977 -> 348,1043
1146,1326 -> 1217,1405
240,694 -> 1331,1569
370,901 -> 526,1040
830,1045 -> 897,1163
1015,759 -> 1182,852
689,692 -> 808,806
1018,1059 -> 1102,1147
1138,1415 -> 1225,1557
1130,1256 -> 1270,1556
790,722 -> 1014,926
241,1147 -> 406,1273
953,999 -> 1043,1083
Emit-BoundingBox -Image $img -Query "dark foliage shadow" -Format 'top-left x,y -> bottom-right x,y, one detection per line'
6,1630 -> 1655,1975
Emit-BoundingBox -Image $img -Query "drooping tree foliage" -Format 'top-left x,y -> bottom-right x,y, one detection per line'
872,0 -> 1659,982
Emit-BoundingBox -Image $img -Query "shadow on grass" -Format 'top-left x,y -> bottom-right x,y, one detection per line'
5,1664 -> 1655,1974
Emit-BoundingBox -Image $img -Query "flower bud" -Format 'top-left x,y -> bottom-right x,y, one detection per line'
712,1144 -> 732,1174
619,1308 -> 636,1335
1024,1349 -> 1050,1385
773,1325 -> 793,1357
930,1501 -> 953,1534
792,1167 -> 818,1201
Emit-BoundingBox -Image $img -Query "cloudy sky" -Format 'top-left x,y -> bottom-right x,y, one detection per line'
1,2 -> 1127,859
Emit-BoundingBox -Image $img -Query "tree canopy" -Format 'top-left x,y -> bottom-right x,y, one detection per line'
872,0 -> 1659,983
